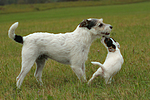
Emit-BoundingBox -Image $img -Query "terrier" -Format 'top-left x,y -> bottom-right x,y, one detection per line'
88,37 -> 124,84
8,18 -> 112,88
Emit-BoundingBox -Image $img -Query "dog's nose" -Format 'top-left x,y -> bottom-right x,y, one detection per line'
110,26 -> 113,29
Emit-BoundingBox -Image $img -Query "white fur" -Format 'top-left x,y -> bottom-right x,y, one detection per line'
8,22 -> 18,39
8,18 -> 112,88
88,37 -> 124,84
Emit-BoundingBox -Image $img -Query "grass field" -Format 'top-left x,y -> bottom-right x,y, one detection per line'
0,1 -> 150,100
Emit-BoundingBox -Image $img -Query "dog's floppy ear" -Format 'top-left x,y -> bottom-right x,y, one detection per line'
105,38 -> 112,47
116,42 -> 120,48
79,19 -> 96,30
79,19 -> 89,28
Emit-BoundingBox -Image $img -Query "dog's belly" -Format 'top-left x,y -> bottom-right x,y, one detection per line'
50,56 -> 70,64
38,54 -> 70,65
43,53 -> 71,65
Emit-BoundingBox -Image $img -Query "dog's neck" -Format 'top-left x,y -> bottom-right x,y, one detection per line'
74,26 -> 100,43
107,48 -> 120,53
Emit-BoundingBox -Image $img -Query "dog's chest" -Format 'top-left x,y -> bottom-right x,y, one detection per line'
104,52 -> 123,68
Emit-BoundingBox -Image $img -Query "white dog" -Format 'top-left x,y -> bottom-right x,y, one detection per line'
8,18 -> 112,88
88,37 -> 124,84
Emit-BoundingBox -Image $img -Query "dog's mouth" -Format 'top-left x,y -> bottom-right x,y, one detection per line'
101,32 -> 110,35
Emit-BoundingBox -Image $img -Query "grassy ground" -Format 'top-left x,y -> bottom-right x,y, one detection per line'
0,1 -> 150,100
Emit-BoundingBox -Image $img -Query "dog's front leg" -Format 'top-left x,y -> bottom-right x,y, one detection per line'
82,63 -> 87,82
71,65 -> 87,82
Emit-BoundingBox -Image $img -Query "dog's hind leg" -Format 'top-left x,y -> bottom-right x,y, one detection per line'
34,57 -> 46,86
16,48 -> 38,88
107,77 -> 112,84
104,76 -> 111,84
16,58 -> 36,88
88,70 -> 101,85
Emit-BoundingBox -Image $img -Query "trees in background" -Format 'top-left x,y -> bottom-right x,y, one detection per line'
0,0 -> 88,5
0,0 -> 17,5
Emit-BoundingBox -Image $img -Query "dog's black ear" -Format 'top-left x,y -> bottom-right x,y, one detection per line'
105,38 -> 112,47
79,19 -> 97,30
79,19 -> 89,28
116,42 -> 120,48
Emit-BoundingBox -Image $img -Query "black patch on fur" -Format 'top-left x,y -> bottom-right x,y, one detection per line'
104,38 -> 112,47
111,45 -> 116,49
104,38 -> 116,49
79,19 -> 97,30
14,35 -> 23,44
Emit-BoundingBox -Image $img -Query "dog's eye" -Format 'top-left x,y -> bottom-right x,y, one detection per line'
99,23 -> 103,27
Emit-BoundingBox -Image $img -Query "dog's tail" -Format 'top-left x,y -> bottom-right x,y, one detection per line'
91,62 -> 106,72
8,22 -> 23,44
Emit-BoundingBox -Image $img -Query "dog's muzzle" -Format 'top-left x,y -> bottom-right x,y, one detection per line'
101,25 -> 112,36
101,32 -> 110,35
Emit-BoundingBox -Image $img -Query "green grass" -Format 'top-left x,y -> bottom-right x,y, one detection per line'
0,1 -> 150,100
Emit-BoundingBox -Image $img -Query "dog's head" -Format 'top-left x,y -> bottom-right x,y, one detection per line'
79,18 -> 112,37
101,37 -> 120,52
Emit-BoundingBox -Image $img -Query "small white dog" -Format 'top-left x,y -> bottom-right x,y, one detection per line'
88,37 -> 124,84
8,18 -> 112,88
